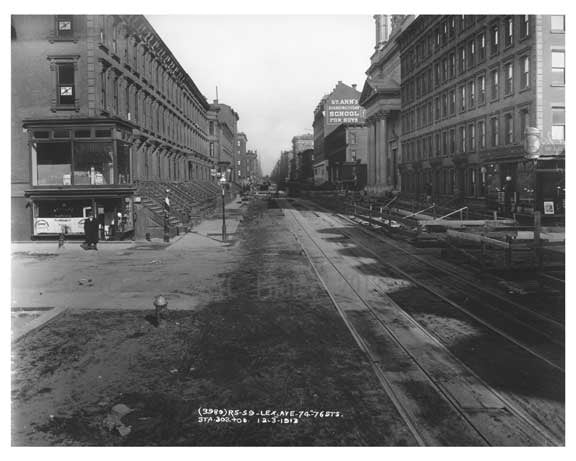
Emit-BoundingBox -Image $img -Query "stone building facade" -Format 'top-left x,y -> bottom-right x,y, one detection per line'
396,15 -> 565,218
359,15 -> 414,195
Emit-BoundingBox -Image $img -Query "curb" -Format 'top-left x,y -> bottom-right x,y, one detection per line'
12,306 -> 68,343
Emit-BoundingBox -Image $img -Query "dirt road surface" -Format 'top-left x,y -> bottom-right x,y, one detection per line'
11,199 -> 418,446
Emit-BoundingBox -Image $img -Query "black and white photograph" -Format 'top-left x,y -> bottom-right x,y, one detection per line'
7,1 -> 570,451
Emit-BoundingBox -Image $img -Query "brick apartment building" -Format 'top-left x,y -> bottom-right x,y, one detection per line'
11,15 -> 221,240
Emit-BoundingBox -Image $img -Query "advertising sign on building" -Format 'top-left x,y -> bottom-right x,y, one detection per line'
326,98 -> 366,125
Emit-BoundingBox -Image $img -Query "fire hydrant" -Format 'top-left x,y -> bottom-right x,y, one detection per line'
153,295 -> 168,324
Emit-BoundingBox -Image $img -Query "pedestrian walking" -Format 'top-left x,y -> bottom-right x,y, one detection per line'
83,213 -> 99,250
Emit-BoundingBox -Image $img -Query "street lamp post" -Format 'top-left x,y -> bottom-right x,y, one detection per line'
220,175 -> 227,242
163,189 -> 170,243
217,161 -> 231,242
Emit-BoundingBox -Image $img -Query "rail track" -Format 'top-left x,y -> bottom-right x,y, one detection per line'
299,199 -> 565,364
282,198 -> 564,446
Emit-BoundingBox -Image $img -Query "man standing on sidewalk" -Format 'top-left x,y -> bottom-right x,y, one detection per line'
83,213 -> 99,250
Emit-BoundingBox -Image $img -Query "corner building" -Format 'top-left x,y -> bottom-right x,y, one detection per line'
312,81 -> 367,185
11,15 -> 214,240
396,15 -> 565,219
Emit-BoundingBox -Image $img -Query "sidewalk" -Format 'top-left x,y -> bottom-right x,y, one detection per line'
10,201 -> 247,311
11,196 -> 247,254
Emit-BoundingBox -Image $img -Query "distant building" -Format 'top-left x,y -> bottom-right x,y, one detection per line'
245,150 -> 260,185
324,124 -> 368,189
312,81 -> 367,185
236,132 -> 248,185
208,101 -> 239,182
396,15 -> 565,218
291,133 -> 314,181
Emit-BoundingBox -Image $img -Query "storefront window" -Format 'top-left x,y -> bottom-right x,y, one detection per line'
117,142 -> 131,184
35,142 -> 72,185
73,142 -> 114,185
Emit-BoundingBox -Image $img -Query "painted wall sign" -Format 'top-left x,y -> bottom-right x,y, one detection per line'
326,99 -> 366,125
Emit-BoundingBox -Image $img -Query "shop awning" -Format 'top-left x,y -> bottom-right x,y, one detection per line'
25,186 -> 136,199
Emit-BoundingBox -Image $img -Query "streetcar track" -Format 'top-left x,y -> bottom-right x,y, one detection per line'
334,229 -> 565,350
284,202 -> 562,446
297,200 -> 565,370
283,207 -> 487,446
319,204 -> 564,327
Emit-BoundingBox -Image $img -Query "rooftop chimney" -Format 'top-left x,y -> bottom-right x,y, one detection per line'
352,84 -> 357,90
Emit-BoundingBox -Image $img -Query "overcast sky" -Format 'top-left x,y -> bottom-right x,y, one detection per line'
147,15 -> 374,175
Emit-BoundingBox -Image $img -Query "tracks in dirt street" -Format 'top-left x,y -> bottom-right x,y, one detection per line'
282,198 -> 563,446
295,200 -> 565,370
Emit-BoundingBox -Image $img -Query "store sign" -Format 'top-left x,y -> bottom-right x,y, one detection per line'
34,217 -> 85,235
326,98 -> 365,125
543,201 -> 555,215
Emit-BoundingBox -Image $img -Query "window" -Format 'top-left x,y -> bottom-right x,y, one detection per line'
442,94 -> 448,117
505,17 -> 513,47
134,89 -> 139,122
551,15 -> 565,32
519,108 -> 530,138
459,46 -> 466,73
117,142 -> 131,184
468,124 -> 476,151
442,131 -> 448,154
478,74 -> 486,104
75,130 -> 91,138
468,80 -> 476,107
113,75 -> 119,113
459,126 -> 466,152
478,120 -> 486,149
125,81 -> 130,118
56,15 -> 73,40
490,68 -> 499,100
521,15 -> 530,38
469,40 -> 476,67
435,133 -> 441,156
435,97 -> 440,120
459,86 -> 466,112
53,130 -> 70,138
209,121 -> 215,135
449,129 -> 455,154
491,24 -> 499,55
504,62 -> 514,95
449,16 -> 456,37
552,51 -> 565,85
520,56 -> 530,89
450,53 -> 456,78
209,142 -> 214,157
478,32 -> 486,60
449,90 -> 455,115
34,142 -> 72,185
552,107 -> 565,141
133,42 -> 139,70
490,116 -> 500,146
57,63 -> 75,106
504,113 -> 514,144
112,23 -> 118,54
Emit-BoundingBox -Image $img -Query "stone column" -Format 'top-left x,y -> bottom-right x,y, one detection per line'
378,116 -> 388,191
